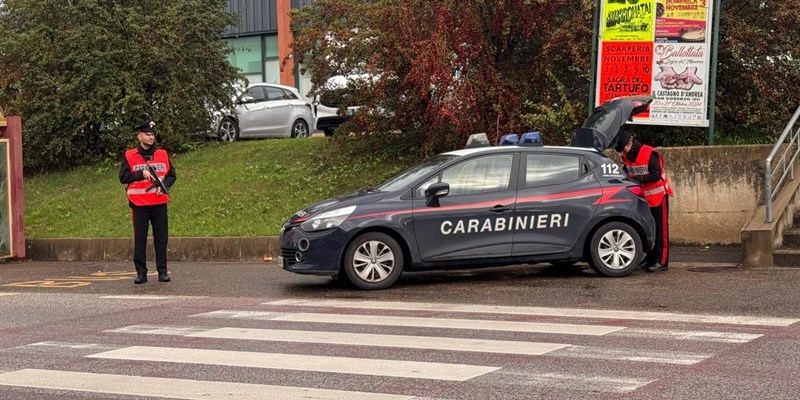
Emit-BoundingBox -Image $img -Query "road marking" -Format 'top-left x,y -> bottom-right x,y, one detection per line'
489,370 -> 654,393
2,271 -> 137,288
550,345 -> 711,365
188,327 -> 568,355
0,369 -> 414,400
612,328 -> 763,343
0,293 -> 17,296
101,295 -> 202,300
26,342 -> 111,350
105,325 -> 211,336
192,310 -> 623,336
265,299 -> 800,326
87,346 -> 499,381
191,310 -> 283,320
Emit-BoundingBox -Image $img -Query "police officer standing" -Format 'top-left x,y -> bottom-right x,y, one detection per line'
615,130 -> 673,272
119,120 -> 176,284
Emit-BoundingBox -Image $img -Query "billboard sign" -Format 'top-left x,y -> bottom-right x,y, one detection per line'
595,0 -> 714,127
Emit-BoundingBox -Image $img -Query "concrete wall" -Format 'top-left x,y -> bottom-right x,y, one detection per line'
653,144 -> 772,244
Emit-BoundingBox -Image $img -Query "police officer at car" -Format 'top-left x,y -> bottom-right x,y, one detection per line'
119,120 -> 176,284
615,130 -> 673,272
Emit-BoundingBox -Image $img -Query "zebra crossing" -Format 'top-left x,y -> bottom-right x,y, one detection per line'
0,297 -> 797,399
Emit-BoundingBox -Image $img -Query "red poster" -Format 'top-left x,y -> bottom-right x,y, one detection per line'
598,41 -> 653,115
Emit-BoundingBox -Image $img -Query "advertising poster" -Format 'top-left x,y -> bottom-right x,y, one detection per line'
595,0 -> 714,127
0,140 -> 11,258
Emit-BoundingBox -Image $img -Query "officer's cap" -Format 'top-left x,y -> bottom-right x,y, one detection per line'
136,120 -> 156,135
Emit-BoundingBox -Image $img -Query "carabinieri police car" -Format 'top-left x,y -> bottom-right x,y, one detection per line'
279,95 -> 657,290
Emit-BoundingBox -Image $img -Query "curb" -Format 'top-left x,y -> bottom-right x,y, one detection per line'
24,237 -> 280,262
20,238 -> 744,265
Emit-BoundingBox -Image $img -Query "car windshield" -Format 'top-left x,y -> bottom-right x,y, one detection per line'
373,154 -> 458,192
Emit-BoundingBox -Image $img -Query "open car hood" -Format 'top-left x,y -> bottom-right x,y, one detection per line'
569,95 -> 654,151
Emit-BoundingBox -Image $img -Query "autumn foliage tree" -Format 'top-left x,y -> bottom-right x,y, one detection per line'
291,0 -> 800,153
291,0 -> 595,155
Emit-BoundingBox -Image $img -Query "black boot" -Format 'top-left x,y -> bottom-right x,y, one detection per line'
647,263 -> 668,272
134,273 -> 148,284
158,272 -> 171,282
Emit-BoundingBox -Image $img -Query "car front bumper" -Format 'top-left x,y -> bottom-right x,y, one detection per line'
278,226 -> 350,276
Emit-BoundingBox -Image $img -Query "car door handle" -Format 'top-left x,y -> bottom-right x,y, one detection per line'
490,205 -> 511,213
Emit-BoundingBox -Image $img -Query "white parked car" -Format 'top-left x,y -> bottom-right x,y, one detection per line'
311,74 -> 371,137
215,83 -> 314,141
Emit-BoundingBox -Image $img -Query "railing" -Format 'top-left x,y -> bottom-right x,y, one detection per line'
765,106 -> 800,223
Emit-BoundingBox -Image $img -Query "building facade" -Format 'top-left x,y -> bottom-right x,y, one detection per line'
223,0 -> 312,96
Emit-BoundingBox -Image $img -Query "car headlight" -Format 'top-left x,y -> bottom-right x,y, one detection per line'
300,205 -> 356,232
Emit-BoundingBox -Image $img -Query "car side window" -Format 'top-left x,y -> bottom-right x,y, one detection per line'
265,87 -> 287,101
280,89 -> 298,100
244,87 -> 267,102
438,154 -> 513,196
525,154 -> 580,187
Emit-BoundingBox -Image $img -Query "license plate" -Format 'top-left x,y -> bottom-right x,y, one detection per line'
277,256 -> 284,268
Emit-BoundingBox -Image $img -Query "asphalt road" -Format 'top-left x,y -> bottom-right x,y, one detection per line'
1,246 -> 798,399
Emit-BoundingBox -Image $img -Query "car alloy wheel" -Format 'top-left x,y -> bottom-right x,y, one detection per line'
218,119 -> 239,142
343,232 -> 404,290
291,120 -> 310,138
588,221 -> 642,277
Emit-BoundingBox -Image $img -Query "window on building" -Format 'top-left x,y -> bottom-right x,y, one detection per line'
226,36 -> 263,83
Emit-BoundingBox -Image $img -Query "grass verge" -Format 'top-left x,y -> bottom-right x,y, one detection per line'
24,137 -> 419,238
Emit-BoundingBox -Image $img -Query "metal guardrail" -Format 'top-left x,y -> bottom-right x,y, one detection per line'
765,106 -> 800,223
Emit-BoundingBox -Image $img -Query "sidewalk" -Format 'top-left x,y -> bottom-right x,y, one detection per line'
19,237 -> 743,265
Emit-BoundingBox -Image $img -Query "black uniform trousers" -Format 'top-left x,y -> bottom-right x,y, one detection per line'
131,204 -> 169,276
645,196 -> 670,267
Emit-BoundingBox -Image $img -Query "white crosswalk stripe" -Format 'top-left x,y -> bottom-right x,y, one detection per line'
192,310 -> 626,335
1,298 -> 790,399
263,298 -> 800,326
0,369 -> 414,400
88,346 -> 499,381
188,327 -> 570,355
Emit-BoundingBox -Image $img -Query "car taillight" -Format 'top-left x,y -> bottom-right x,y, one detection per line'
626,185 -> 645,197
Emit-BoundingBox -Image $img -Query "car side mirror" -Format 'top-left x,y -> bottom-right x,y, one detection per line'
424,182 -> 450,207
237,95 -> 255,104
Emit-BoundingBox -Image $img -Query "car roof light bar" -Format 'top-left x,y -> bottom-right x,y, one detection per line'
465,133 -> 491,148
499,133 -> 519,146
519,131 -> 543,146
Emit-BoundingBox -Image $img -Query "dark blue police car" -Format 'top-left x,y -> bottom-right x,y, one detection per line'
279,96 -> 657,290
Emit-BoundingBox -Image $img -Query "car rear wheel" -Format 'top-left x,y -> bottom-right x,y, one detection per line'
218,119 -> 239,142
588,222 -> 642,277
343,232 -> 404,290
291,120 -> 310,138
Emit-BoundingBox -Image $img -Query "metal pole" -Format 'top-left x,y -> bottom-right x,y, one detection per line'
706,0 -> 722,145
766,159 -> 773,223
588,0 -> 600,117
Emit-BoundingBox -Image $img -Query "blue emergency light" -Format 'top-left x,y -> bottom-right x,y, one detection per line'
499,133 -> 519,145
519,131 -> 543,146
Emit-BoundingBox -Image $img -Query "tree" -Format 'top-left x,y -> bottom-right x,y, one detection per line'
291,0 -> 591,154
290,0 -> 800,151
0,0 -> 242,172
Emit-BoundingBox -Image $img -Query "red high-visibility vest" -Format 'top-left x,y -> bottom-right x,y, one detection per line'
623,145 -> 673,207
125,148 -> 170,206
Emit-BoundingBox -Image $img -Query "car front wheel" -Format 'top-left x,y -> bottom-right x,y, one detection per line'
588,222 -> 642,277
343,232 -> 404,290
291,120 -> 310,138
218,119 -> 239,142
